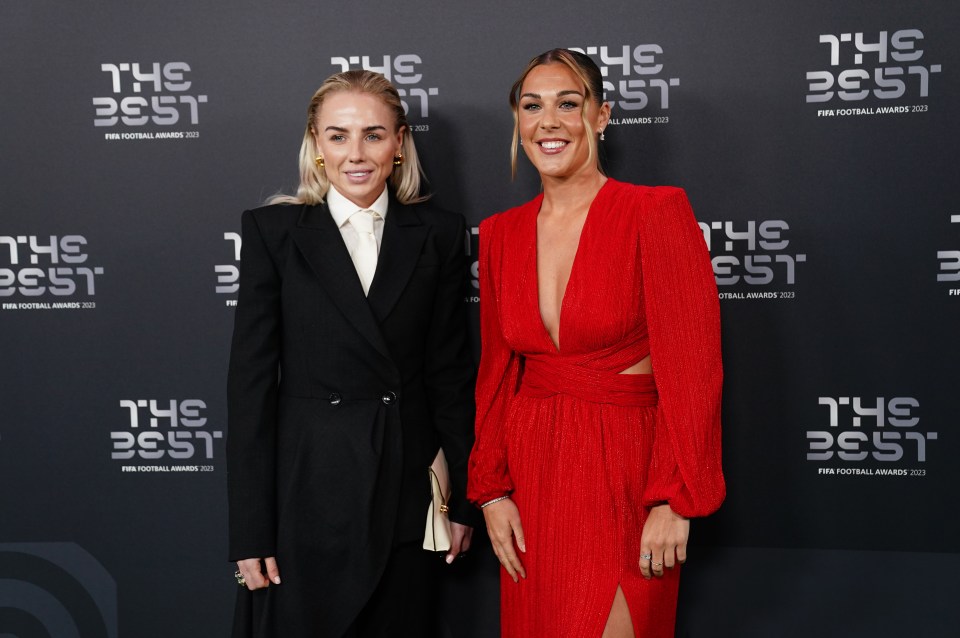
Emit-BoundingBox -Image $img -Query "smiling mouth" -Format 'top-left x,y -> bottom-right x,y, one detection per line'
538,140 -> 568,151
346,170 -> 372,178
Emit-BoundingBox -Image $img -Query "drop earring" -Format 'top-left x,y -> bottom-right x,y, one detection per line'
315,155 -> 324,169
599,130 -> 606,142
393,152 -> 403,166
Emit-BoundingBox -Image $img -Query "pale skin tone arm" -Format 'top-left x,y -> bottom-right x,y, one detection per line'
483,499 -> 687,580
235,556 -> 280,590
481,498 -> 526,583
446,522 -> 474,564
639,504 -> 689,578
236,524 -> 473,590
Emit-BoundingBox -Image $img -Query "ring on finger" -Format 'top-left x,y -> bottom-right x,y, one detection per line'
234,570 -> 246,587
652,561 -> 663,568
640,552 -> 652,561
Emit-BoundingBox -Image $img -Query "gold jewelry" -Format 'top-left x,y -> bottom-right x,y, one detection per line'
393,153 -> 403,166
652,561 -> 663,568
314,155 -> 324,169
234,570 -> 246,587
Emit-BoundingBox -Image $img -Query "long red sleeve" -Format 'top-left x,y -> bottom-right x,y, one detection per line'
638,187 -> 725,518
467,213 -> 521,505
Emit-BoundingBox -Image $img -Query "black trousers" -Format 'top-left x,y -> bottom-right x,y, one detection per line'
343,542 -> 442,638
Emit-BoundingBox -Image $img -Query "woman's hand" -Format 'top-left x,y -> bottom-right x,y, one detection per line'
236,557 -> 281,590
445,522 -> 474,564
482,498 -> 527,583
639,504 -> 689,579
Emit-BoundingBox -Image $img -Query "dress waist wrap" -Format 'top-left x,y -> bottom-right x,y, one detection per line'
518,327 -> 658,407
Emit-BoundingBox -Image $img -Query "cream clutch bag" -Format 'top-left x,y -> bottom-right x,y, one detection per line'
423,448 -> 452,551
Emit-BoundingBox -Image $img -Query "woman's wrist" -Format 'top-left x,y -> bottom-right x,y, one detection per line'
480,495 -> 511,508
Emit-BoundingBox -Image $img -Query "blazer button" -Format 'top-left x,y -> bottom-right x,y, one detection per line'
381,391 -> 397,406
328,393 -> 342,406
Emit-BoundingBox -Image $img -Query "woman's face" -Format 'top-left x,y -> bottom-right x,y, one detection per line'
313,91 -> 404,208
517,63 -> 610,180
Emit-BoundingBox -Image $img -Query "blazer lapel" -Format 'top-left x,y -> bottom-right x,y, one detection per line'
290,204 -> 393,362
368,201 -> 428,322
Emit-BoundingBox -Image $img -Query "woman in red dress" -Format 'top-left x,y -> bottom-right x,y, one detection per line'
468,49 -> 725,637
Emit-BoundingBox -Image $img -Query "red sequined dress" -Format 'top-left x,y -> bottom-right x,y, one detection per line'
468,179 -> 725,637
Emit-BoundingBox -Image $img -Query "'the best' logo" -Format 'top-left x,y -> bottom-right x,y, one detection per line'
93,62 -> 208,129
806,29 -> 941,104
330,54 -> 438,119
111,399 -> 223,463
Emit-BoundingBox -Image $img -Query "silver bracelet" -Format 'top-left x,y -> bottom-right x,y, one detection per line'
481,495 -> 511,508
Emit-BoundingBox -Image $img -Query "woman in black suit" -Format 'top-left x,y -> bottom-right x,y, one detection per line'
227,69 -> 476,638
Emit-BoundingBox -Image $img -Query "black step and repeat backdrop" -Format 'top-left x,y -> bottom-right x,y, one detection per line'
2,1 -> 958,636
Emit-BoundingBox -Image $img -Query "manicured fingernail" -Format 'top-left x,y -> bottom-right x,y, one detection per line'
445,555 -> 454,564
273,577 -> 281,585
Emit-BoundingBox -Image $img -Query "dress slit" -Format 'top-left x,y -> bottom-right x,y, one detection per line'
601,584 -> 636,638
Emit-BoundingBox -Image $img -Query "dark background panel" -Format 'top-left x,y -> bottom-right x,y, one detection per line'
1,1 -> 957,636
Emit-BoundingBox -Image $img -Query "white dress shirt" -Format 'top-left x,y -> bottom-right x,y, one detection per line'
326,185 -> 389,284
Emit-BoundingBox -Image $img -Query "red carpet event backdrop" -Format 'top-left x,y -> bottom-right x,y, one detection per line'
2,1 -> 958,636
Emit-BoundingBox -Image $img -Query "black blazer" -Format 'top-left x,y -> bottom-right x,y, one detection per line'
226,196 -> 476,637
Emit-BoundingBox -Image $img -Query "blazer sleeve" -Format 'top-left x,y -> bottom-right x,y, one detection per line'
638,187 -> 726,518
467,214 -> 520,506
422,212 -> 480,526
226,209 -> 282,560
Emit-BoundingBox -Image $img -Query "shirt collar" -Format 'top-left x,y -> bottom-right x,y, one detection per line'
327,185 -> 390,228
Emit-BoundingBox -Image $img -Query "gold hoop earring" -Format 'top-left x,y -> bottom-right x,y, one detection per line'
393,153 -> 403,166
314,155 -> 324,169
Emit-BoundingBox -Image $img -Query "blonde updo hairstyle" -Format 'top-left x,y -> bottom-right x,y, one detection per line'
509,48 -> 606,179
271,69 -> 427,205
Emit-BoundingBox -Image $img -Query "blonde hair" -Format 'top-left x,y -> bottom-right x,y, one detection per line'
269,70 -> 428,205
508,48 -> 606,179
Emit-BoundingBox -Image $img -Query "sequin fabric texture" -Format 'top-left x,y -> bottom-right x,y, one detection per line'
469,179 -> 725,637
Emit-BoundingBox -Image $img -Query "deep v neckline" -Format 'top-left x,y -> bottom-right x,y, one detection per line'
533,182 -> 608,352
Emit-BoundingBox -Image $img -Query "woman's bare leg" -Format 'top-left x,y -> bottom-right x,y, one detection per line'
601,585 -> 636,638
